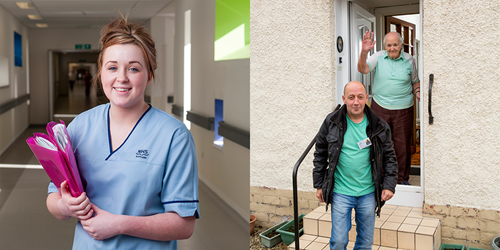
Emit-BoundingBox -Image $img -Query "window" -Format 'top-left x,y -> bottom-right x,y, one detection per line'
14,32 -> 22,67
214,99 -> 223,147
214,0 -> 250,61
183,10 -> 191,129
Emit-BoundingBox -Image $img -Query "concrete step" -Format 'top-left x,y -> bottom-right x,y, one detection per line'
289,204 -> 441,250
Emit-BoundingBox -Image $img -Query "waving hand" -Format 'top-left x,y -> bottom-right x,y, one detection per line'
362,31 -> 376,52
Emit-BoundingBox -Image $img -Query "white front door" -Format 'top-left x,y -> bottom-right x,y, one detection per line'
349,3 -> 375,99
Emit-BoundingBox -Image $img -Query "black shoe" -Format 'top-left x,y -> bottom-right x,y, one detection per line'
399,181 -> 411,185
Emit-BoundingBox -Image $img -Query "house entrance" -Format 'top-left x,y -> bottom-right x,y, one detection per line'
336,0 -> 423,207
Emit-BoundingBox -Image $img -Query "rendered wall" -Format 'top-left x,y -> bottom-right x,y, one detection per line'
173,0 -> 250,220
422,0 -> 500,246
422,0 -> 500,211
0,5 -> 30,155
250,0 -> 336,193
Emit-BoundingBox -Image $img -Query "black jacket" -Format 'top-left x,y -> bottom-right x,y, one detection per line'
312,104 -> 398,216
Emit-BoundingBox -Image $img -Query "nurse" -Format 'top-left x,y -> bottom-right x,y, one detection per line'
46,16 -> 199,249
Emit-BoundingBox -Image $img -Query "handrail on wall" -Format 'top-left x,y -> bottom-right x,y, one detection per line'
428,74 -> 434,125
292,104 -> 341,250
0,94 -> 30,116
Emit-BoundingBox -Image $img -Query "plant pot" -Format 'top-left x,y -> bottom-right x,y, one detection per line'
467,247 -> 488,250
276,213 -> 306,246
438,243 -> 465,250
492,236 -> 500,250
250,214 -> 257,235
259,221 -> 287,248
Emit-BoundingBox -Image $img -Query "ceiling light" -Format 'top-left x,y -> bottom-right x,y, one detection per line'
36,23 -> 48,28
27,15 -> 42,20
16,2 -> 34,9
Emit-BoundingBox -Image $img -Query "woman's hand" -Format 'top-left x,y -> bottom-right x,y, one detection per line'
57,181 -> 93,220
81,203 -> 120,241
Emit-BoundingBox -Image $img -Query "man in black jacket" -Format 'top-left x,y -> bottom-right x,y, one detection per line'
313,81 -> 397,249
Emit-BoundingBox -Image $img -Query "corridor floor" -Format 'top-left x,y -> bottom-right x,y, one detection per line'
0,126 -> 248,249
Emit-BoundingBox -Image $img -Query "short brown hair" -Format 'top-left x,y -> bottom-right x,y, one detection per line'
95,14 -> 157,86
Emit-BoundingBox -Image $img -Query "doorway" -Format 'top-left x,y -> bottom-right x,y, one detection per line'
49,50 -> 107,124
337,0 -> 422,207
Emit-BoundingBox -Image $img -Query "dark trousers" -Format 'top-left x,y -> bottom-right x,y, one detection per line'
371,100 -> 414,183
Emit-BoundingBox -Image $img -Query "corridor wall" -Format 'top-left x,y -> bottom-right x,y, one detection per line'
152,0 -> 250,221
28,28 -> 101,125
0,6 -> 29,156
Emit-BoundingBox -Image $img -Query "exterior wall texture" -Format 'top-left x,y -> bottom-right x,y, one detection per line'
422,0 -> 500,211
424,204 -> 500,248
250,0 -> 336,193
250,187 -> 318,228
423,0 -> 500,246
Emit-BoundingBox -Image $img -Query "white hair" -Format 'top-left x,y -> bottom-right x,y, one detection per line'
383,32 -> 404,47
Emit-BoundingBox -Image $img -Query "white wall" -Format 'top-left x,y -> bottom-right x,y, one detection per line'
170,0 -> 250,220
0,5 -> 30,155
150,3 -> 176,113
250,0 -> 336,192
422,0 -> 500,210
28,28 -> 101,124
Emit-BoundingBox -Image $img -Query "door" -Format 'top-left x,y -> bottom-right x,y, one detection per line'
350,3 -> 375,100
378,13 -> 423,207
345,2 -> 424,207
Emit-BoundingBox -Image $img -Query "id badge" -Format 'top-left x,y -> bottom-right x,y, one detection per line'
357,138 -> 372,150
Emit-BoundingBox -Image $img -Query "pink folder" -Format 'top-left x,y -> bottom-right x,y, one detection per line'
26,121 -> 83,197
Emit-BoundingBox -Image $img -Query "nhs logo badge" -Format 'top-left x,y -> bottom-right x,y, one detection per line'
136,149 -> 149,159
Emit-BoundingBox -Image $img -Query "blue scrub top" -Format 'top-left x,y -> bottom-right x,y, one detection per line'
48,104 -> 200,250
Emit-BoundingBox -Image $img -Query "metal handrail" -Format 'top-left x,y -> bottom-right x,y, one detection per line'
428,74 -> 434,125
292,104 -> 341,249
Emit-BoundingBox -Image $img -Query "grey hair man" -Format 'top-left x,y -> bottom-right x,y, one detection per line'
357,31 -> 420,185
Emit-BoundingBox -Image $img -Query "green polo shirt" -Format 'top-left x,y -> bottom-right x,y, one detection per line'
333,115 -> 375,197
367,50 -> 419,110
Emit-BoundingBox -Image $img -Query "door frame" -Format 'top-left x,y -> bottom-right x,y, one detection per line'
374,2 -> 423,207
48,49 -> 99,121
336,0 -> 423,207
349,2 -> 375,99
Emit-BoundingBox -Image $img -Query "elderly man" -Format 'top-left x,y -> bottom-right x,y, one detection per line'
357,31 -> 420,185
313,81 -> 397,250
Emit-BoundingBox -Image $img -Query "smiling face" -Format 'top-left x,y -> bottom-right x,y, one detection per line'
342,81 -> 368,121
384,32 -> 402,59
100,44 -> 151,111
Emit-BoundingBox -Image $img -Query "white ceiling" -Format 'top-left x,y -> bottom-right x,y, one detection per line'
0,0 -> 174,29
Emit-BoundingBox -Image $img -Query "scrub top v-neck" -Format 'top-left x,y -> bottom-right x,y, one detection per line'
105,104 -> 152,160
48,103 -> 199,250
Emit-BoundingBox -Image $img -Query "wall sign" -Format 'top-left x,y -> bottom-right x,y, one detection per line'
75,44 -> 91,50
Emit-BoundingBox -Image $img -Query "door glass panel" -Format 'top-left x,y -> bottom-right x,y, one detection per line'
410,28 -> 413,46
390,24 -> 397,32
358,25 -> 372,96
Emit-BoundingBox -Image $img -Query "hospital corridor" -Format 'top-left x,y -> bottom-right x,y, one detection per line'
0,0 -> 249,249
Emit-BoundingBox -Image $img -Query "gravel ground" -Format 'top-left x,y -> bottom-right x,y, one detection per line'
250,225 -> 288,250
